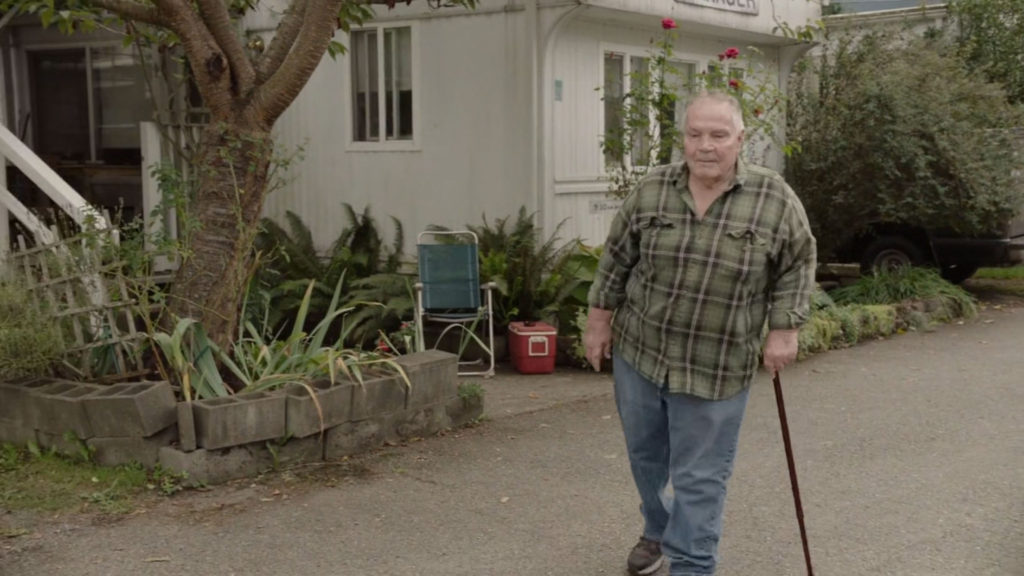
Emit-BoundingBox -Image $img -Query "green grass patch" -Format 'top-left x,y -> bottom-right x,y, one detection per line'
830,267 -> 977,319
973,266 -> 1024,280
0,443 -> 185,514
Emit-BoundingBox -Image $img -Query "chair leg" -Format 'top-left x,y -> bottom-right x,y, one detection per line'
485,287 -> 495,378
414,287 -> 426,353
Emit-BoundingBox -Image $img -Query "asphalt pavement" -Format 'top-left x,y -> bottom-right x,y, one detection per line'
1,306 -> 1022,576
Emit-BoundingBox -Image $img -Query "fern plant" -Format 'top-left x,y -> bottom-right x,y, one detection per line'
249,204 -> 412,349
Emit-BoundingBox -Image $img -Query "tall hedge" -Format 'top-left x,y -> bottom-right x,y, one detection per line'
786,32 -> 1024,258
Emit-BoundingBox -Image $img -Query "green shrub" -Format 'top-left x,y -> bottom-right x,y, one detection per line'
830,268 -> 977,320
787,30 -> 1024,259
0,282 -> 63,379
810,286 -> 837,311
797,312 -> 842,358
855,305 -> 898,339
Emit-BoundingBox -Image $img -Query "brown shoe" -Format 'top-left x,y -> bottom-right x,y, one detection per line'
627,536 -> 664,575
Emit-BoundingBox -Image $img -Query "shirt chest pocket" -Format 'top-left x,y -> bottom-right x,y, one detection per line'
637,216 -> 684,271
724,228 -> 771,286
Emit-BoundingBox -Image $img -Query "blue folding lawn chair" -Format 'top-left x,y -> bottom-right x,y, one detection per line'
414,230 -> 496,377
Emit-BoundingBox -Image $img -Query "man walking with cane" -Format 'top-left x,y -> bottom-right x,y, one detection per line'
584,92 -> 817,576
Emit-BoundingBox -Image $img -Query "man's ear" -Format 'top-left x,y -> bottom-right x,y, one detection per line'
737,129 -> 745,145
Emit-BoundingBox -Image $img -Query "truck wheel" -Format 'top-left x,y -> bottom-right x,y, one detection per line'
940,263 -> 979,284
860,236 -> 925,274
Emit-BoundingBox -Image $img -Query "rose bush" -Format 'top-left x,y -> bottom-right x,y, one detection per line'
601,19 -> 791,198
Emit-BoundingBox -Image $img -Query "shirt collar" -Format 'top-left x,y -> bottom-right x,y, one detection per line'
674,158 -> 748,191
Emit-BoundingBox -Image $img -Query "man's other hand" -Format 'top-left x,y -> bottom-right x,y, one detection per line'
764,329 -> 799,374
583,308 -> 614,372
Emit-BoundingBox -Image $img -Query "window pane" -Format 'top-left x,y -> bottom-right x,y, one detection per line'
603,52 -> 624,167
91,45 -> 152,165
663,61 -> 696,164
351,30 -> 379,142
30,49 -> 89,163
630,56 -> 650,167
384,27 -> 413,140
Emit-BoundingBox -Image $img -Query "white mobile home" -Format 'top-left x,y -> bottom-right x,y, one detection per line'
0,0 -> 820,252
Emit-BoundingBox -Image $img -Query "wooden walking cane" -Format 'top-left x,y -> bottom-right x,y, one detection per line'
772,371 -> 815,576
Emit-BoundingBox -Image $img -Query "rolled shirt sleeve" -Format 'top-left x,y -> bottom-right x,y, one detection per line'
588,192 -> 641,311
768,188 -> 817,331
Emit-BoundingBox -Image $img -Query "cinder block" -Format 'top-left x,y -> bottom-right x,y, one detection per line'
22,381 -> 73,433
269,435 -> 324,467
35,430 -> 90,458
176,402 -> 197,452
395,405 -> 451,438
35,381 -> 99,438
323,417 -> 389,460
397,351 -> 458,409
193,392 -> 286,450
0,377 -> 54,427
87,425 -> 178,467
350,376 -> 408,421
446,394 -> 485,428
159,443 -> 274,486
285,380 -> 354,438
82,381 -> 176,437
0,417 -> 38,445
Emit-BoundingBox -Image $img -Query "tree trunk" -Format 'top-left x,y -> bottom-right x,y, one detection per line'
166,121 -> 272,350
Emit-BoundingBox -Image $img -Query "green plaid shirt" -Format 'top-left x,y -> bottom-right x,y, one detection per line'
589,160 -> 817,400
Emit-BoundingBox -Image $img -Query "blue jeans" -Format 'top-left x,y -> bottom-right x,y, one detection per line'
613,354 -> 750,576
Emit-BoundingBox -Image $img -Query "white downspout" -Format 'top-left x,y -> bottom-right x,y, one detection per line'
527,0 -> 540,226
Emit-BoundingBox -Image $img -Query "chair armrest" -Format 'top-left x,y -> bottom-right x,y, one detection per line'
482,282 -> 498,291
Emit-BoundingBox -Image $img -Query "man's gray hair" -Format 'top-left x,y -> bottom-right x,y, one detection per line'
683,91 -> 745,132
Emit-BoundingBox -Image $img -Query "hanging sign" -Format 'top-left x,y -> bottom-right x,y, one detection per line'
675,0 -> 759,15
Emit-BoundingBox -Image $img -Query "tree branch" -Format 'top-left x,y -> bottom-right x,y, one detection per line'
154,0 -> 235,117
255,0 -> 308,84
195,0 -> 257,96
91,0 -> 166,26
252,0 -> 342,124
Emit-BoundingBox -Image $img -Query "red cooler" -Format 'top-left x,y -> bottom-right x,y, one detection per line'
508,321 -> 557,374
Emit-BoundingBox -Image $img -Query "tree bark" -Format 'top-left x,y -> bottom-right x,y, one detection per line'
165,121 -> 272,350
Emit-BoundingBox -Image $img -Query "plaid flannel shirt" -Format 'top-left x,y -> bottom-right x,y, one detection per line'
589,160 -> 817,400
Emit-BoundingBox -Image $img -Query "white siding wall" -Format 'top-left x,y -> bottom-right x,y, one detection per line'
549,16 -> 783,245
266,6 -> 534,252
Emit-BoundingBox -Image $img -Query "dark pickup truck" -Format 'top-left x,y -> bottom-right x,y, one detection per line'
831,218 -> 1024,283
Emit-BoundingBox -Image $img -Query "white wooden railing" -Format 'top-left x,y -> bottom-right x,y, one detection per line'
0,123 -> 110,249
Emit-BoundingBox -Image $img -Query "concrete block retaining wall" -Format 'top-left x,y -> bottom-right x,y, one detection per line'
0,351 -> 482,485
0,378 -> 180,464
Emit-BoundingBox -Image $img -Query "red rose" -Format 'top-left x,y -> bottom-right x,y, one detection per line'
377,339 -> 391,352
724,47 -> 740,59
661,18 -> 677,30
718,53 -> 725,61
728,78 -> 741,89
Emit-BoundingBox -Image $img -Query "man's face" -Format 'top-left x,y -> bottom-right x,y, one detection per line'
683,99 -> 744,183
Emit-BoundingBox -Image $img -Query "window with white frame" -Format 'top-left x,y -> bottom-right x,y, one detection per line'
603,50 -> 697,169
351,26 -> 413,143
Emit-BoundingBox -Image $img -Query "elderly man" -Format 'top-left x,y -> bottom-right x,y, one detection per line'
584,92 -> 816,576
